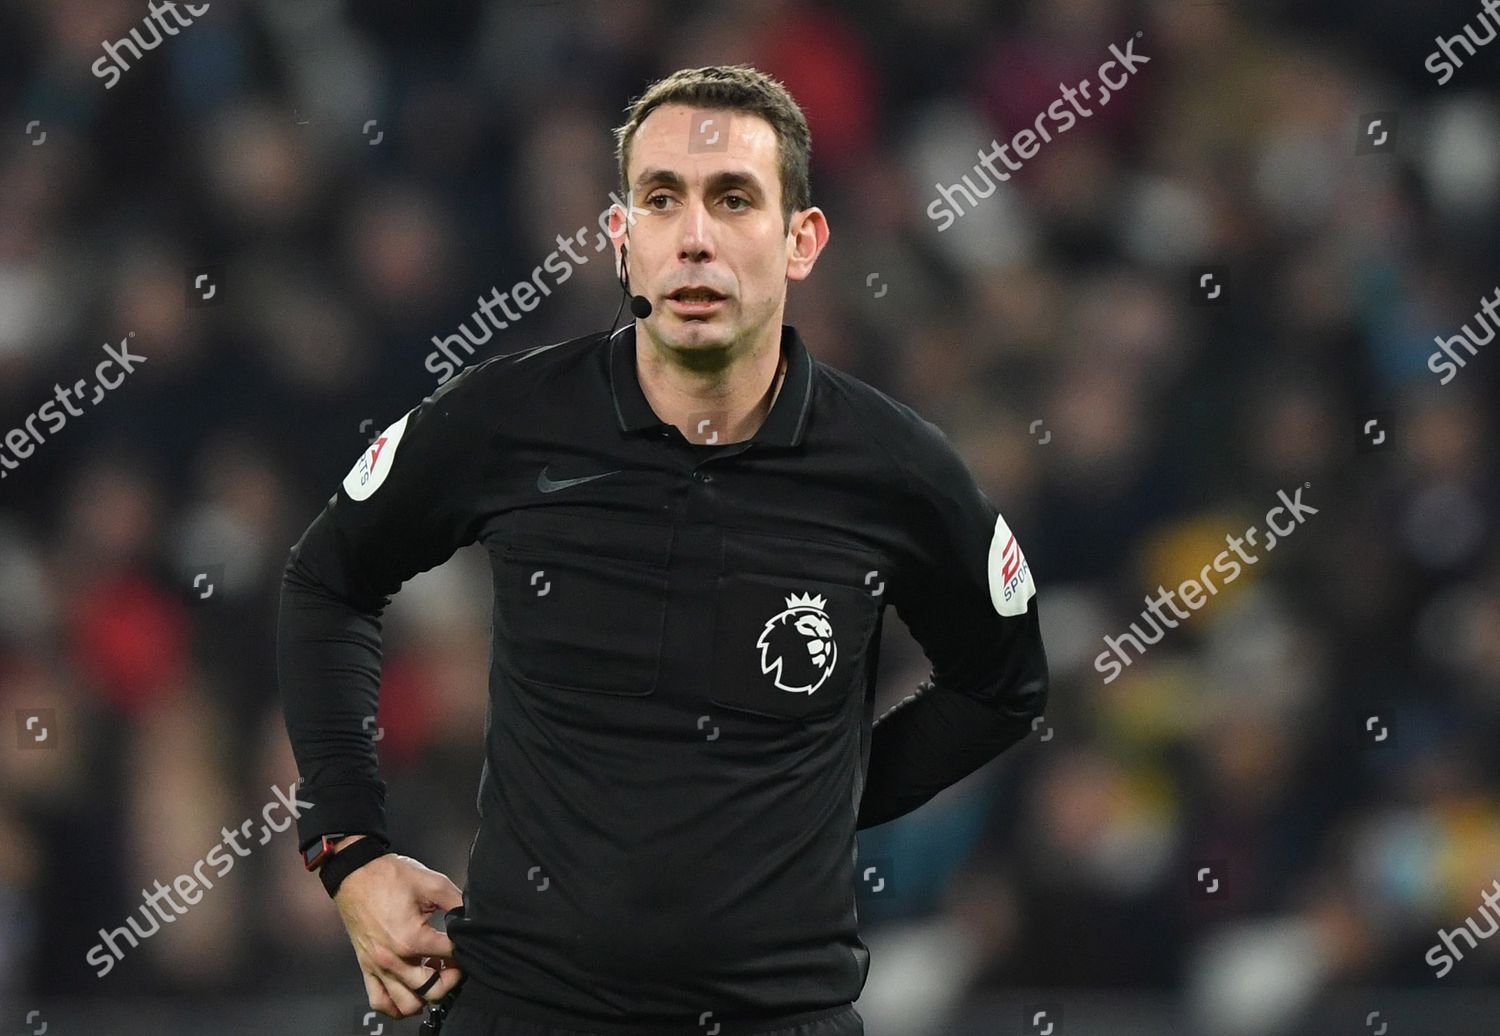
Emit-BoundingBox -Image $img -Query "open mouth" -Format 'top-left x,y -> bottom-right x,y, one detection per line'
666,289 -> 727,316
668,287 -> 727,303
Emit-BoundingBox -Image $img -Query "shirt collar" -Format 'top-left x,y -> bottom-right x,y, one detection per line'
608,321 -> 812,447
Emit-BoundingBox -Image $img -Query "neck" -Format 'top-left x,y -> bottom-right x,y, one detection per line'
635,323 -> 787,444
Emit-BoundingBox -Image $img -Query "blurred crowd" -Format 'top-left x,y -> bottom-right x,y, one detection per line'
2,0 -> 1499,1032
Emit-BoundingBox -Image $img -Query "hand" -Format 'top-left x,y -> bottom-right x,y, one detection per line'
332,837 -> 465,1019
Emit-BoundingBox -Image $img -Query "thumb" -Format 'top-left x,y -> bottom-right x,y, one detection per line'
417,869 -> 464,912
406,921 -> 458,961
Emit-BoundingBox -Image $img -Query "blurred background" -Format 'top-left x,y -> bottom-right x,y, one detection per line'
3,0 -> 1500,1032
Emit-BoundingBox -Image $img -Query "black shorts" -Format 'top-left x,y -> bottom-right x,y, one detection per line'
432,977 -> 865,1036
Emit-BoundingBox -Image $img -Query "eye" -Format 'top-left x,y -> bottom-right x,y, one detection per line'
723,194 -> 750,210
645,192 -> 672,209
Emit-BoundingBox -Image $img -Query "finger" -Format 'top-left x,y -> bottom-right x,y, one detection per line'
363,972 -> 399,1019
413,967 -> 441,1000
425,961 -> 464,1001
378,972 -> 425,1018
411,959 -> 463,1002
384,954 -> 442,995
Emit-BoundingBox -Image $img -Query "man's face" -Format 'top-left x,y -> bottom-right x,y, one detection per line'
613,104 -> 823,360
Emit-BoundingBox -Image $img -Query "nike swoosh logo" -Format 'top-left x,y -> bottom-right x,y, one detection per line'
536,465 -> 623,493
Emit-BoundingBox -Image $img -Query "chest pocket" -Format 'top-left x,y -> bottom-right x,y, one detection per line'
709,532 -> 884,721
496,508 -> 671,696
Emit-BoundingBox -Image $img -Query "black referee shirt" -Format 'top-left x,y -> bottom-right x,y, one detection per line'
278,322 -> 1048,1030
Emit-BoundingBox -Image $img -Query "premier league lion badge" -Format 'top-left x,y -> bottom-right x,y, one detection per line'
756,591 -> 838,694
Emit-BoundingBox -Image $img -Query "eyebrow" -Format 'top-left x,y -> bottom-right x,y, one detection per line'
633,168 -> 764,196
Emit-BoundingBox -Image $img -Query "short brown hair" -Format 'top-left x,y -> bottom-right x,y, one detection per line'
612,64 -> 812,231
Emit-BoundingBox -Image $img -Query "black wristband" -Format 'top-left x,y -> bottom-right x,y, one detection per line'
319,836 -> 392,898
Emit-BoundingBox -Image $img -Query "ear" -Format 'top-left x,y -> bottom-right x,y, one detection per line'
607,205 -> 629,278
786,207 -> 830,284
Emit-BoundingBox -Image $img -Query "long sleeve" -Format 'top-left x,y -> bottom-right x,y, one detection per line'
278,369 -> 485,852
856,419 -> 1048,830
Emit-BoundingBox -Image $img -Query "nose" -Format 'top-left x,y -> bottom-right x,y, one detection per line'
677,195 -> 715,264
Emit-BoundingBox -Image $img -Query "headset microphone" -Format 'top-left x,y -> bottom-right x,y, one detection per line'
609,242 -> 652,334
624,244 -> 652,318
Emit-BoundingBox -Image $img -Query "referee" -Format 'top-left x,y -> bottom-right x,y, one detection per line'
279,64 -> 1048,1036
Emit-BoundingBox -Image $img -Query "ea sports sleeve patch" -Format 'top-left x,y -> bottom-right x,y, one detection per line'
987,512 -> 1036,617
341,410 -> 413,502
